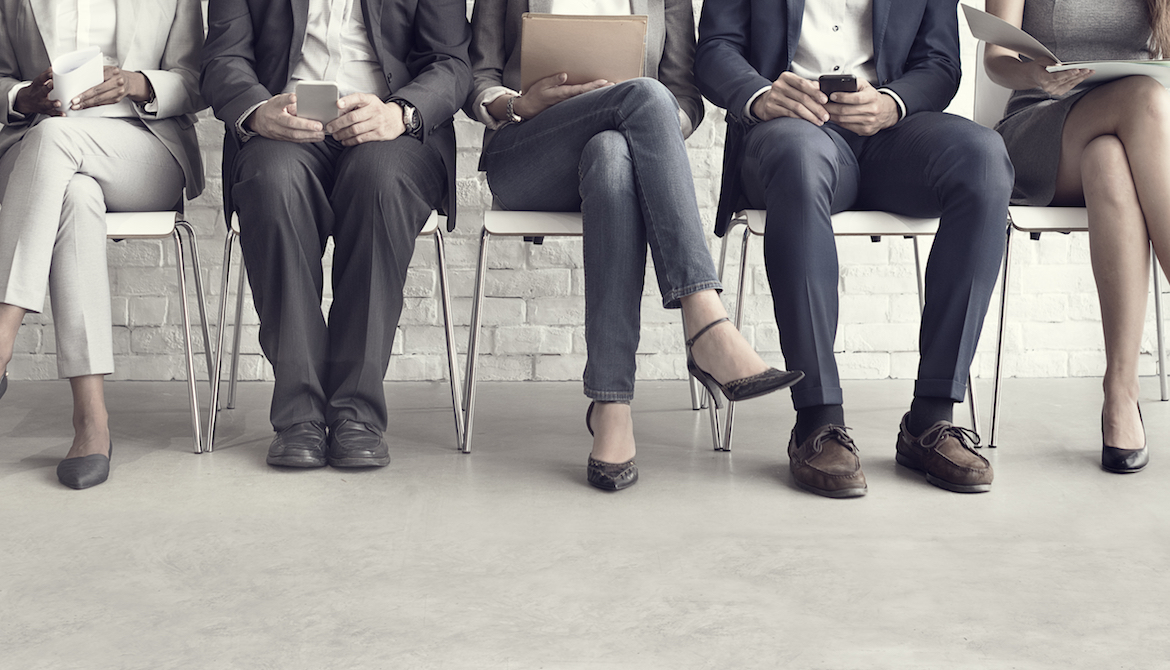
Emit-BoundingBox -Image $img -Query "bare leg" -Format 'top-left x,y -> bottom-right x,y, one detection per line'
1053,77 -> 1170,450
0,303 -> 26,373
65,374 -> 110,459
681,289 -> 772,384
589,402 -> 636,463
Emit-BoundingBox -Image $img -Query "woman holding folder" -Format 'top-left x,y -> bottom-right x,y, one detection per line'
985,0 -> 1170,473
465,0 -> 802,491
0,0 -> 205,489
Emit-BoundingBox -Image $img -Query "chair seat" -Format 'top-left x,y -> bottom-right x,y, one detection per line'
483,211 -> 583,237
1008,205 -> 1089,233
739,209 -> 941,237
106,211 -> 180,238
229,210 -> 441,235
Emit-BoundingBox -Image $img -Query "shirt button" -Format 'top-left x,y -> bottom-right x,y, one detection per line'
832,25 -> 839,32
833,66 -> 841,71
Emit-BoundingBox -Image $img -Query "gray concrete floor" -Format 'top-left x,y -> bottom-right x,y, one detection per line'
2,378 -> 1169,669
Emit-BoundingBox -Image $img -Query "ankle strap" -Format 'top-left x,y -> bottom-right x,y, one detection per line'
686,317 -> 730,347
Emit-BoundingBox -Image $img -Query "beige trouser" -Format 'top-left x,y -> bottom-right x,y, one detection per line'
0,117 -> 184,378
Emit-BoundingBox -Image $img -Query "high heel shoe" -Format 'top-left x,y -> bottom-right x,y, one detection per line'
585,401 -> 638,491
57,441 -> 113,490
686,317 -> 804,402
1102,403 -> 1148,474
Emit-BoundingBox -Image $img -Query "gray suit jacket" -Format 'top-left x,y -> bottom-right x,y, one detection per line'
200,0 -> 472,229
464,0 -> 703,152
0,0 -> 206,200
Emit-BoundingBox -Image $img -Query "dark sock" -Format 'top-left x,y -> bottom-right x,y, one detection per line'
907,396 -> 955,435
795,404 -> 845,444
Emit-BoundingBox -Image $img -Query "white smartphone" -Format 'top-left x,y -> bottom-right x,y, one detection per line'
294,81 -> 340,125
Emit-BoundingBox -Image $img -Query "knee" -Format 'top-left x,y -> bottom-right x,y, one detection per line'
60,174 -> 105,223
580,131 -> 633,185
22,117 -> 77,152
1082,135 -> 1135,204
938,123 -> 1014,200
615,77 -> 679,121
745,120 -> 839,191
234,140 -> 318,197
1118,75 -> 1170,127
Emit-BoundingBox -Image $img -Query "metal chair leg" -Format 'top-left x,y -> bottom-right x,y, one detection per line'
721,226 -> 753,452
435,228 -> 465,450
462,228 -> 491,453
207,227 -> 237,451
227,250 -> 246,410
172,229 -> 203,454
1153,248 -> 1167,402
989,225 -> 1014,448
176,221 -> 214,391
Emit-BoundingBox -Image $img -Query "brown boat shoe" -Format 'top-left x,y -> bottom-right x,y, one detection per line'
787,425 -> 868,498
895,413 -> 993,493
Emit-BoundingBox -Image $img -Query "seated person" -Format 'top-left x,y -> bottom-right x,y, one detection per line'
200,0 -> 472,469
0,0 -> 205,489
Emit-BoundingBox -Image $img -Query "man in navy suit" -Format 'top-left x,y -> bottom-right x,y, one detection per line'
200,0 -> 471,469
695,0 -> 1012,497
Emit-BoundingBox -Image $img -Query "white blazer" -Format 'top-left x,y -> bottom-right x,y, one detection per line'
0,0 -> 206,199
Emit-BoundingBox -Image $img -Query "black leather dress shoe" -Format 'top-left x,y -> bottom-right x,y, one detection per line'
267,422 -> 327,468
328,420 -> 390,468
57,441 -> 112,490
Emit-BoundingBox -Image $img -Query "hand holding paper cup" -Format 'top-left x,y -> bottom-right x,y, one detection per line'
48,46 -> 104,117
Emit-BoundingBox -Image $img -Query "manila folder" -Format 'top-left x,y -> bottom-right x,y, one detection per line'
520,13 -> 647,93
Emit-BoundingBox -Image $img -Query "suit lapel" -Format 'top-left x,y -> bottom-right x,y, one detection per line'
291,0 -> 309,69
114,0 -> 138,65
786,0 -> 802,67
28,0 -> 59,58
871,0 -> 890,65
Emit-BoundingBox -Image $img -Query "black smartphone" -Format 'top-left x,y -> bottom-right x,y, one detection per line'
819,74 -> 858,96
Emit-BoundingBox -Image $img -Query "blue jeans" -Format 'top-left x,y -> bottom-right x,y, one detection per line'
482,78 -> 721,402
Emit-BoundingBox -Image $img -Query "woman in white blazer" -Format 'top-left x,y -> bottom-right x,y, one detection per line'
466,0 -> 803,491
0,0 -> 205,489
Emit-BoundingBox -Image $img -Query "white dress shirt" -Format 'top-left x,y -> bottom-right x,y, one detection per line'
238,0 -> 390,139
745,0 -> 906,122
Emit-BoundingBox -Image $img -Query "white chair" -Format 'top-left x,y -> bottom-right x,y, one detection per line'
205,210 -> 465,452
106,211 -> 213,454
716,210 -> 982,452
973,42 -> 1168,448
462,210 -> 720,454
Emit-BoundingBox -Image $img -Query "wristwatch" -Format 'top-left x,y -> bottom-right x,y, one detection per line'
391,99 -> 423,138
506,95 -> 523,123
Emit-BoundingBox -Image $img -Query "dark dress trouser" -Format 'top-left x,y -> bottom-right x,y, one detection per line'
739,113 -> 1014,411
232,135 -> 446,432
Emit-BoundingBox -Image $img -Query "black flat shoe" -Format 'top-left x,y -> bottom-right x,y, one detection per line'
267,421 -> 328,468
327,419 -> 390,468
57,441 -> 112,490
686,317 -> 803,402
585,401 -> 638,491
1102,404 -> 1148,474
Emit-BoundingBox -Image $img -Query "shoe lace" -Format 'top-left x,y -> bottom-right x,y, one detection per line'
813,425 -> 857,453
919,423 -> 981,451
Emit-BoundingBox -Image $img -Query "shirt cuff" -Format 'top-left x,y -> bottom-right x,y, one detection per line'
877,88 -> 906,120
742,85 -> 771,124
7,81 -> 32,122
474,85 -> 518,130
235,100 -> 267,141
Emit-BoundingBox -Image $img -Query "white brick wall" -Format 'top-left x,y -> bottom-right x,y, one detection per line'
9,1 -> 1168,383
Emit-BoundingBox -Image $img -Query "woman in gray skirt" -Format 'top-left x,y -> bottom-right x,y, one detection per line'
985,0 -> 1170,473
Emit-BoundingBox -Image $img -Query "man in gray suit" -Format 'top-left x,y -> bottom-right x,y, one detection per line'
201,0 -> 472,469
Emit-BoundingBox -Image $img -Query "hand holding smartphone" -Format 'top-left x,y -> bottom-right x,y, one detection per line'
295,81 -> 340,125
819,74 -> 858,97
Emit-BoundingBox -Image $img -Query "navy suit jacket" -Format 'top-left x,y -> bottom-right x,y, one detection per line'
695,0 -> 963,236
200,0 -> 472,229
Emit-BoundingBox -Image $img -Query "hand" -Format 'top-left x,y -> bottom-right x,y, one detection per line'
12,68 -> 62,117
824,79 -> 900,136
71,66 -> 151,110
492,73 -> 611,121
750,71 -> 829,125
246,92 -> 326,143
1023,58 -> 1093,96
326,93 -> 405,145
